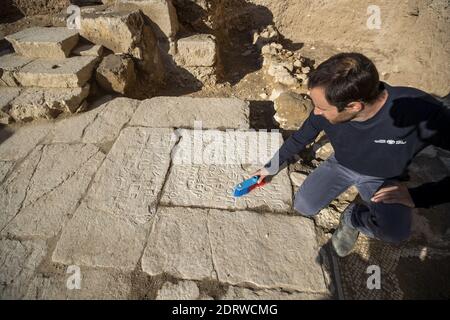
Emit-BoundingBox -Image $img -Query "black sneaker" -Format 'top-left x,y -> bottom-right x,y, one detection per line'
332,203 -> 360,257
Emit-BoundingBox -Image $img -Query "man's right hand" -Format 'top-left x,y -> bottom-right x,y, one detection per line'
251,167 -> 271,184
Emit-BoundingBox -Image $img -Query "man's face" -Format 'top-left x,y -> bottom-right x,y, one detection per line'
309,87 -> 360,124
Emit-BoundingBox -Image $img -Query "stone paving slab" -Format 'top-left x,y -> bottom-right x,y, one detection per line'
129,97 -> 250,129
85,126 -> 176,224
0,122 -> 52,161
142,207 -> 329,293
14,56 -> 98,88
0,53 -> 34,86
52,203 -> 150,271
46,97 -> 139,144
25,268 -> 131,300
5,27 -> 79,59
156,280 -> 201,300
0,239 -> 47,299
2,144 -> 105,239
160,129 -> 292,213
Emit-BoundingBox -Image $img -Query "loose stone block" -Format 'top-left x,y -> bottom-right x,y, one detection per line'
129,97 -> 250,129
72,43 -> 104,57
0,53 -> 34,86
160,130 -> 292,213
96,54 -> 137,95
0,239 -> 47,299
85,127 -> 176,224
5,27 -> 79,59
2,144 -> 105,239
14,56 -> 98,88
52,203 -> 150,271
175,34 -> 217,67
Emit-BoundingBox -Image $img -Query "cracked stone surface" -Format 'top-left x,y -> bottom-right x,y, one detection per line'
0,54 -> 34,86
25,268 -> 131,300
2,144 -> 105,239
160,129 -> 292,212
85,126 -> 176,224
156,281 -> 200,300
129,97 -> 250,129
52,203 -> 150,271
142,207 -> 329,293
0,239 -> 47,299
46,97 -> 139,144
0,122 -> 52,161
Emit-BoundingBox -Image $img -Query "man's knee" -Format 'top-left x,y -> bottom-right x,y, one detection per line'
293,193 -> 320,217
369,202 -> 412,244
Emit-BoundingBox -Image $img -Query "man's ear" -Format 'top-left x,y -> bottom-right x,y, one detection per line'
346,101 -> 364,112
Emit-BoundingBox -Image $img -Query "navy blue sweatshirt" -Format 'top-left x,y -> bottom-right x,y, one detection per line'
265,82 -> 450,208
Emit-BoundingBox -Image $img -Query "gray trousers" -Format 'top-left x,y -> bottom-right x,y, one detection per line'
294,155 -> 412,243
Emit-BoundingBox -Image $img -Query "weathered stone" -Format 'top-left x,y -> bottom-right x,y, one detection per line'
0,122 -> 51,161
72,43 -> 104,57
52,203 -> 149,271
0,161 -> 14,182
142,207 -> 329,293
85,127 -> 176,224
156,281 -> 200,300
222,286 -> 330,300
209,209 -> 328,292
160,130 -> 292,213
5,27 -> 79,59
417,145 -> 438,158
268,63 -> 298,86
2,144 -> 105,239
14,56 -> 98,88
184,66 -> 217,85
12,0 -> 70,16
142,207 -> 214,280
313,140 -> 334,161
0,239 -> 47,299
96,54 -> 137,95
112,0 -> 179,39
175,34 -> 216,67
0,53 -> 33,86
130,97 -> 250,129
0,87 -> 21,123
25,269 -> 131,300
290,171 -> 307,189
9,85 -> 90,122
274,92 -> 313,130
47,97 -> 139,144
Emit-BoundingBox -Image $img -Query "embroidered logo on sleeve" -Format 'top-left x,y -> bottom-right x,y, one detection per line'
374,139 -> 407,145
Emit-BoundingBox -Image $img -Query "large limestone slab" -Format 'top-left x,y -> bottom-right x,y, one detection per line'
14,56 -> 98,88
142,207 -> 329,293
175,34 -> 217,67
113,0 -> 179,39
208,209 -> 327,292
2,144 -> 105,239
5,27 -> 79,59
47,97 -> 139,144
85,127 -> 176,224
25,269 -> 131,300
52,203 -> 149,271
9,85 -> 90,122
0,122 -> 52,161
156,281 -> 200,300
142,207 -> 214,280
0,239 -> 47,299
160,130 -> 292,213
130,97 -> 250,129
0,53 -> 34,86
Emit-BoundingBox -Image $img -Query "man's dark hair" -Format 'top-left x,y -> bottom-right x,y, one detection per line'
307,52 -> 382,112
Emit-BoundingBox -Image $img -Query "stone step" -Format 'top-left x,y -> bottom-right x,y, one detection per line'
5,27 -> 79,59
0,85 -> 90,123
0,53 -> 98,88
